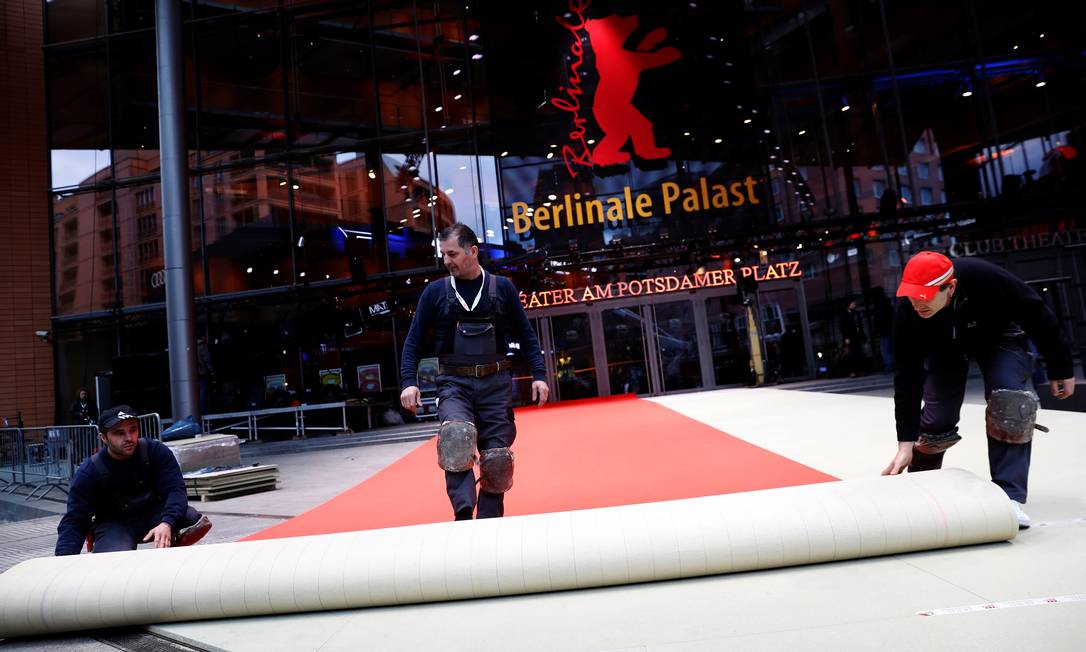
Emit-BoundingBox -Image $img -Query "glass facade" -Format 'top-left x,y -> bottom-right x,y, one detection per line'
44,0 -> 1086,422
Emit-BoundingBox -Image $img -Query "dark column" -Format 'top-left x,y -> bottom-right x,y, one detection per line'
155,0 -> 198,419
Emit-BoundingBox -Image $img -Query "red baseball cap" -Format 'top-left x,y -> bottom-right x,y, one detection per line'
896,251 -> 954,301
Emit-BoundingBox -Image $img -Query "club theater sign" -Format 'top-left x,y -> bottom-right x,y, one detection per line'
520,261 -> 803,310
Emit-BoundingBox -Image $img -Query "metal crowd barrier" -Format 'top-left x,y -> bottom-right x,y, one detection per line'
203,401 -> 358,441
138,412 -> 162,440
0,412 -> 161,501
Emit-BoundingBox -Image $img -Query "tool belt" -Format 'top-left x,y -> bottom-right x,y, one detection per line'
439,359 -> 511,378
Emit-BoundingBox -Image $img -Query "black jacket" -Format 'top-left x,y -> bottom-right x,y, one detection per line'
400,272 -> 546,389
70,400 -> 97,425
892,257 -> 1073,441
54,439 -> 188,555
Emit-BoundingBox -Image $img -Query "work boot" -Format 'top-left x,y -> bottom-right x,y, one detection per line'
173,514 -> 213,546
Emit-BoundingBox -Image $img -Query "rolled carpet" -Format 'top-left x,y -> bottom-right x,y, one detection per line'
0,469 -> 1016,638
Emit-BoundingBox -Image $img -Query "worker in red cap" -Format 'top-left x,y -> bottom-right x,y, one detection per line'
882,251 -> 1076,528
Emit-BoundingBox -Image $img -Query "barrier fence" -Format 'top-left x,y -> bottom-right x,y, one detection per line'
0,413 -> 162,501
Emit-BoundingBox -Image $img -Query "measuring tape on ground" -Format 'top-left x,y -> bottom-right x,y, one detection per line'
918,593 -> 1086,617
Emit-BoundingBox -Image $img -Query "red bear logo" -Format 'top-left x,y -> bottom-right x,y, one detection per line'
585,16 -> 681,166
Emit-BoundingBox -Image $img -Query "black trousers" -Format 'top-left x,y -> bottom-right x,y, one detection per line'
92,505 -> 202,553
437,371 -> 516,519
910,340 -> 1034,502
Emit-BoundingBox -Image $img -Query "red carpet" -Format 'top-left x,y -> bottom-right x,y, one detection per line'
244,395 -> 836,541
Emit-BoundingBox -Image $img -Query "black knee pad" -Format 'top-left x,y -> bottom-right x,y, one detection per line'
437,420 -> 477,472
915,428 -> 962,454
986,389 -> 1039,444
479,447 -> 514,493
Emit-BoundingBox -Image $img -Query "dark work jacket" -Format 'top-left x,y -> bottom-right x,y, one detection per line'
400,272 -> 546,389
70,400 -> 97,425
892,257 -> 1073,441
54,439 -> 188,556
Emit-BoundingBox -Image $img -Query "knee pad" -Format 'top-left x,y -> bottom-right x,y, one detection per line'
914,428 -> 962,454
437,420 -> 477,472
986,389 -> 1039,444
479,447 -> 514,493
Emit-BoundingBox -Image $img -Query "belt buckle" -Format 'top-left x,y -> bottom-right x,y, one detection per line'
474,363 -> 486,377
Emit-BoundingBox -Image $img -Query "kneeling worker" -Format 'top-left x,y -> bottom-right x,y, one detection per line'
400,224 -> 549,520
882,251 -> 1076,528
55,406 -> 212,555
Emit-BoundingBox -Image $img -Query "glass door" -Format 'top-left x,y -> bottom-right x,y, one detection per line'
601,306 -> 649,395
551,312 -> 599,401
651,300 -> 703,392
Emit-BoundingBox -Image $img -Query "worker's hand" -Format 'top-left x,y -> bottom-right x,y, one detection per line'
143,522 -> 173,548
1050,377 -> 1076,400
400,386 -> 421,413
881,441 -> 914,476
531,380 -> 550,407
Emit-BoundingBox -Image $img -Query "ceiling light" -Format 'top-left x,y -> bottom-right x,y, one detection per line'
453,69 -> 461,76
471,53 -> 483,60
367,170 -> 376,179
714,138 -> 722,143
246,267 -> 253,273
454,94 -> 462,100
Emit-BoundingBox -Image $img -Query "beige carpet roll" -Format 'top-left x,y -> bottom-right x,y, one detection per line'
0,469 -> 1016,638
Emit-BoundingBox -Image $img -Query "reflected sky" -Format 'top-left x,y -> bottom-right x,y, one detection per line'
51,149 -> 110,189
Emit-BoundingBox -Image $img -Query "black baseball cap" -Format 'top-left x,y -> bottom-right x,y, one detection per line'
98,405 -> 139,431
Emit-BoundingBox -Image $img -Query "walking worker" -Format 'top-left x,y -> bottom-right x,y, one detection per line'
881,251 -> 1076,528
400,224 -> 549,521
55,405 -> 211,555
